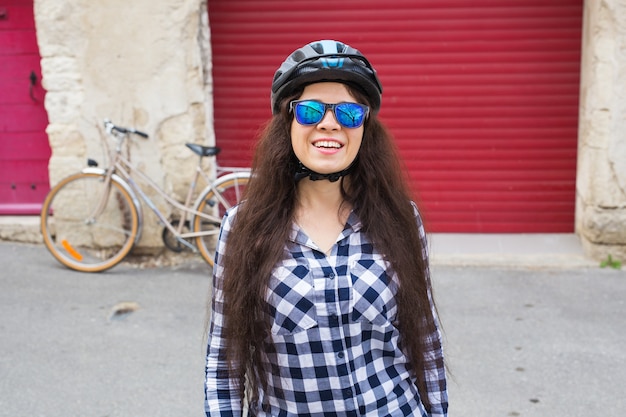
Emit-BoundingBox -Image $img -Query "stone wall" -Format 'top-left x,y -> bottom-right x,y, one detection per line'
34,0 -> 213,253
576,0 -> 626,262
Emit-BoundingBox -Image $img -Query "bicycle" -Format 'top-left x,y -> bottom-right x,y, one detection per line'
40,119 -> 250,272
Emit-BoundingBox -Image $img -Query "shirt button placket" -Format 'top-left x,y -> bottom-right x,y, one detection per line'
326,271 -> 338,326
327,260 -> 359,412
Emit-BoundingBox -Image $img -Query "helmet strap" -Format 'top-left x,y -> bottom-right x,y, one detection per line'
294,161 -> 353,182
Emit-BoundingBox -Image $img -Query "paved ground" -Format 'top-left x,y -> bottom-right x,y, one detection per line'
0,240 -> 624,416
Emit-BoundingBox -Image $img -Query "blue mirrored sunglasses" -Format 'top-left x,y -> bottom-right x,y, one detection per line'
290,100 -> 369,129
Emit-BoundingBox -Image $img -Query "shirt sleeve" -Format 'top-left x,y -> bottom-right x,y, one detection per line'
205,208 -> 244,416
412,202 -> 449,417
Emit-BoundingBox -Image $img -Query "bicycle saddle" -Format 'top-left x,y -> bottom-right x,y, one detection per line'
185,143 -> 221,157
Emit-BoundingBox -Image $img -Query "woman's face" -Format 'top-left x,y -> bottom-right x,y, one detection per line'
290,82 -> 364,176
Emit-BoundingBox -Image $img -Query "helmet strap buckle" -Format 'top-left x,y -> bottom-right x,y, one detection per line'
294,161 -> 353,182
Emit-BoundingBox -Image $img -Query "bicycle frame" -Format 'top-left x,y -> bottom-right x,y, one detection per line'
89,125 -> 247,251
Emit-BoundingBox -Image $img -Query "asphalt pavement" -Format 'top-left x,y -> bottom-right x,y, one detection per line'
0,240 -> 625,417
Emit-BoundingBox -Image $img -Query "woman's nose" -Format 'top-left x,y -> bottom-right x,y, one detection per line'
317,108 -> 340,130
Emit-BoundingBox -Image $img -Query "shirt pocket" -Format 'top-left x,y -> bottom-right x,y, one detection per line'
349,255 -> 399,327
267,263 -> 318,336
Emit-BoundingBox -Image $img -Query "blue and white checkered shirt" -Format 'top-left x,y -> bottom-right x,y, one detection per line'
205,204 -> 448,416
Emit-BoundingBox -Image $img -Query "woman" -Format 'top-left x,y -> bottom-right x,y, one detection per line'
205,40 -> 448,417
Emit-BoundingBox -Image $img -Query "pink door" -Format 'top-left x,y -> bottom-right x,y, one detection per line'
0,0 -> 51,215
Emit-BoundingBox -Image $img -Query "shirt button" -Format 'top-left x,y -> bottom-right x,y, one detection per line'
337,352 -> 344,359
328,272 -> 335,279
343,387 -> 352,397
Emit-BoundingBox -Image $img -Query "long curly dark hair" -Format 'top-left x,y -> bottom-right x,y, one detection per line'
219,84 -> 441,410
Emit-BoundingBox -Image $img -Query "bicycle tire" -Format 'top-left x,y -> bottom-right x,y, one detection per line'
193,173 -> 250,267
40,171 -> 140,272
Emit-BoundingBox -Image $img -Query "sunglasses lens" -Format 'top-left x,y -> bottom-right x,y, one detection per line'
335,103 -> 367,128
294,101 -> 325,125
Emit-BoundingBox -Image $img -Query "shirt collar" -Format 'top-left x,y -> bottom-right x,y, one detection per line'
289,209 -> 362,249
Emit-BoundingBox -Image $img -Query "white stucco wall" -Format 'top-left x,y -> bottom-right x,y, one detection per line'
34,0 -> 214,253
576,0 -> 626,261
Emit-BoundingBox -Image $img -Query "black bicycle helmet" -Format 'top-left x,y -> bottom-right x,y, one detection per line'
271,40 -> 383,114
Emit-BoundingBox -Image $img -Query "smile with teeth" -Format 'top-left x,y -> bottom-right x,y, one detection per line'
314,140 -> 342,149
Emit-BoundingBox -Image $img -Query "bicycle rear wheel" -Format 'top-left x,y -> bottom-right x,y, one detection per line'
193,173 -> 250,267
40,172 -> 140,272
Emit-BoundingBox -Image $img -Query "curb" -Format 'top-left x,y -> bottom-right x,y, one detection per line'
0,216 -> 602,270
0,216 -> 42,244
430,253 -> 598,269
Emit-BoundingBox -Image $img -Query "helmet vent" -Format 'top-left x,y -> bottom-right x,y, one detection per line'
350,57 -> 367,68
291,50 -> 305,62
311,43 -> 324,54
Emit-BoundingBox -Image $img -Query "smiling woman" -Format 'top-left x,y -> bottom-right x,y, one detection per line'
204,40 -> 448,417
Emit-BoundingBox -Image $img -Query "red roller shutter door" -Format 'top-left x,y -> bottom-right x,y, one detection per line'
208,0 -> 582,232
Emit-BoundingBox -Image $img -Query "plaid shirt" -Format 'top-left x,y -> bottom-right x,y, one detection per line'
205,204 -> 447,416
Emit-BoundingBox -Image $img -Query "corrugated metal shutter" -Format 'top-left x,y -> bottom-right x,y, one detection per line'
208,0 -> 582,233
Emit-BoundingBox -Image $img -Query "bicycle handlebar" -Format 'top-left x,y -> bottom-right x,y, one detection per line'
104,119 -> 149,138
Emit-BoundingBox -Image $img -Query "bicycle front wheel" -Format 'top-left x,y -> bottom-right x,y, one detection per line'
193,173 -> 250,267
40,172 -> 140,272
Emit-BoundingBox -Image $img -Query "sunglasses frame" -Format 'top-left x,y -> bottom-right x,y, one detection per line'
289,100 -> 370,129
